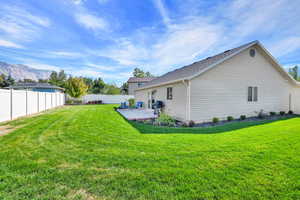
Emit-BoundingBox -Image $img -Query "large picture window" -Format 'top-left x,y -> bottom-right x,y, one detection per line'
167,87 -> 173,100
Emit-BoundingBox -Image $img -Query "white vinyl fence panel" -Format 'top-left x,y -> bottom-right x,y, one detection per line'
46,93 -> 52,109
0,89 -> 65,123
27,91 -> 38,115
12,90 -> 27,119
82,94 -> 134,104
39,92 -> 46,112
0,89 -> 11,122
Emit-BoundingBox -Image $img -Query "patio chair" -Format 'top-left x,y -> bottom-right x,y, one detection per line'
136,102 -> 143,109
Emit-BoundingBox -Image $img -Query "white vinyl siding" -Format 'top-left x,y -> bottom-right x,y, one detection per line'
135,82 -> 187,121
190,46 -> 294,122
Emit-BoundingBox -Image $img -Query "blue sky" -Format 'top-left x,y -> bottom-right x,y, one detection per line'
0,0 -> 299,85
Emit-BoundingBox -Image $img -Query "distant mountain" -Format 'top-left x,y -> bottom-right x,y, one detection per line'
0,61 -> 52,81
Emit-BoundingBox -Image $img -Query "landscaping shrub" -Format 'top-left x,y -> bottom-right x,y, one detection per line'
270,112 -> 276,116
280,111 -> 286,116
240,115 -> 246,120
212,117 -> 219,123
182,122 -> 188,127
227,116 -> 234,121
156,113 -> 176,126
128,98 -> 135,107
188,120 -> 195,127
66,99 -> 73,104
257,109 -> 267,119
288,110 -> 294,115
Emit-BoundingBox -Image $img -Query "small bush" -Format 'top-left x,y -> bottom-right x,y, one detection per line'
257,109 -> 267,119
212,117 -> 219,123
288,110 -> 294,115
182,122 -> 188,127
128,98 -> 135,107
227,116 -> 234,121
66,99 -> 73,104
279,111 -> 286,116
188,120 -> 195,127
240,115 -> 246,120
156,113 -> 176,126
270,112 -> 276,116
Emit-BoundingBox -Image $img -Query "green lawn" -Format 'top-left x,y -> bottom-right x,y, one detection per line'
0,105 -> 300,200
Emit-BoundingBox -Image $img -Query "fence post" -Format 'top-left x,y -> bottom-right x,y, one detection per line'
26,89 -> 28,116
10,89 -> 13,120
37,92 -> 39,112
45,93 -> 46,110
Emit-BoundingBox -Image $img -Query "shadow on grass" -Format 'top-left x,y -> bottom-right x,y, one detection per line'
127,116 -> 298,134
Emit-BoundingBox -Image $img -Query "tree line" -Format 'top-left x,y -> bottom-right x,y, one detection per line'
0,67 -> 154,98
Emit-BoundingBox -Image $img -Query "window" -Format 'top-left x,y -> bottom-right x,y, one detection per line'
248,86 -> 258,102
249,49 -> 256,57
253,87 -> 258,102
138,82 -> 144,87
248,87 -> 253,102
167,87 -> 173,100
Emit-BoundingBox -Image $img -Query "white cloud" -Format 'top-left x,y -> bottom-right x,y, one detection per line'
71,0 -> 86,5
152,19 -> 222,69
85,63 -> 121,72
0,5 -> 51,42
48,51 -> 82,58
26,62 -> 61,72
0,39 -> 23,48
98,0 -> 109,4
152,0 -> 171,26
96,17 -> 222,74
75,13 -> 108,31
269,37 -> 300,57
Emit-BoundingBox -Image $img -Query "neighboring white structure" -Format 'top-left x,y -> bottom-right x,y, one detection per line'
135,41 -> 300,123
0,89 -> 65,123
127,77 -> 156,95
68,94 -> 134,104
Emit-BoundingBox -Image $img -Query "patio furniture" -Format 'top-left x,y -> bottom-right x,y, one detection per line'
136,101 -> 143,109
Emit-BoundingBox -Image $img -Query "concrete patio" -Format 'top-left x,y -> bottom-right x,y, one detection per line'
117,109 -> 157,120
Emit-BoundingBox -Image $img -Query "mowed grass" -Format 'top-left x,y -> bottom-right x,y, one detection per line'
0,105 -> 300,200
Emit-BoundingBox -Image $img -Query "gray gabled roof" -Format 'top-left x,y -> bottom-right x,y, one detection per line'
127,77 -> 156,83
138,40 -> 263,90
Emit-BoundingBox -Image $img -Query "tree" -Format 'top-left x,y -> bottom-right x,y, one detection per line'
6,74 -> 15,86
38,79 -> 48,83
83,77 -> 94,93
133,67 -> 154,78
0,74 -> 15,88
145,71 -> 154,77
0,74 -> 5,88
49,70 -> 67,87
289,66 -> 298,80
102,84 -> 121,94
65,77 -> 88,98
20,79 -> 36,83
91,78 -> 105,94
121,82 -> 128,94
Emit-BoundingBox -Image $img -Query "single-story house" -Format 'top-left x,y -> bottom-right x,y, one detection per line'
135,40 -> 300,123
127,77 -> 156,95
7,83 -> 64,93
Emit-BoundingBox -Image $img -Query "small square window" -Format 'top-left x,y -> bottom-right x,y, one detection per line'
167,87 -> 173,100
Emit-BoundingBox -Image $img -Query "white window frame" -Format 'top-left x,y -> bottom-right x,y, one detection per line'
248,86 -> 258,102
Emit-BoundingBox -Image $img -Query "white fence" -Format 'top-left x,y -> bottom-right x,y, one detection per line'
68,94 -> 134,104
0,89 -> 65,123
